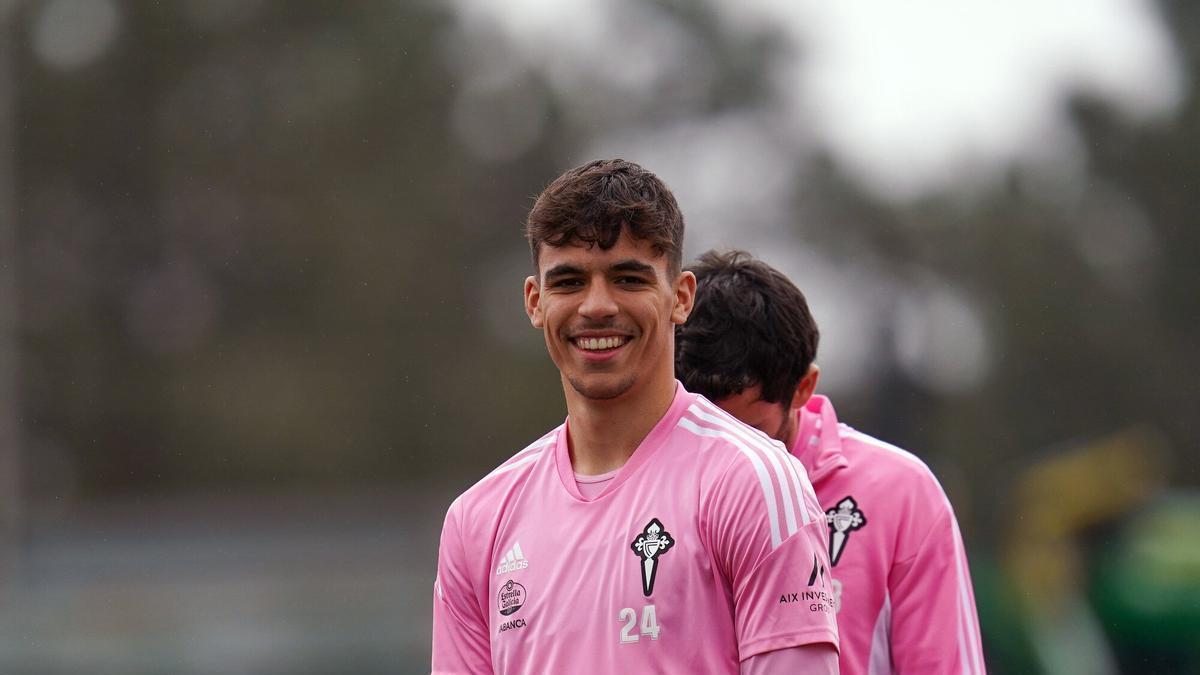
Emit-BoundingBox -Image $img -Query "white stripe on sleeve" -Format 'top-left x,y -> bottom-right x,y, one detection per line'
868,593 -> 893,675
694,397 -> 816,513
849,428 -> 983,673
486,450 -> 543,479
678,417 -> 784,549
953,519 -> 984,674
689,400 -> 811,527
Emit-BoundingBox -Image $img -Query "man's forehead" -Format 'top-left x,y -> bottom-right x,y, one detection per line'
537,236 -> 668,274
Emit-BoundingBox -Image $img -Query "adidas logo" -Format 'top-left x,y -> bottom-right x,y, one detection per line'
495,542 -> 529,575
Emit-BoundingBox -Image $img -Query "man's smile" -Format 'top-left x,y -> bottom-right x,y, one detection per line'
571,335 -> 631,351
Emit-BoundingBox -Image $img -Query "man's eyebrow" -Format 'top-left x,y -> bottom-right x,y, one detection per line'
543,263 -> 585,281
610,260 -> 657,277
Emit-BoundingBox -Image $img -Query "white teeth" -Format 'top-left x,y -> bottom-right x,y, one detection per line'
578,336 -> 626,351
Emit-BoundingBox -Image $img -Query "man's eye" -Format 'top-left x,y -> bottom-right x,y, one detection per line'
549,279 -> 583,288
616,276 -> 648,285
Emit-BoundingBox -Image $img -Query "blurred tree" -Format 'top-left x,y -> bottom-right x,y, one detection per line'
9,0 -> 1195,517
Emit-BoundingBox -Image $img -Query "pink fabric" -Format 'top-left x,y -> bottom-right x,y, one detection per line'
574,468 -> 618,501
792,396 -> 986,675
740,643 -> 840,675
432,385 -> 839,674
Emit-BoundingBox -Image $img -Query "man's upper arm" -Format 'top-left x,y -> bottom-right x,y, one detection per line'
706,449 -> 840,660
431,503 -> 493,675
888,501 -> 986,674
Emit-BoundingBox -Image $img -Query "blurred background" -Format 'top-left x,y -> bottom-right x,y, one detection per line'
0,0 -> 1197,673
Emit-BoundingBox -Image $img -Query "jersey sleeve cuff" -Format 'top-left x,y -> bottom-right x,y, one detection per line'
738,626 -> 840,661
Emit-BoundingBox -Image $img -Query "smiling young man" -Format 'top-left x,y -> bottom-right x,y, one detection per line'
431,161 -> 839,674
675,250 -> 986,675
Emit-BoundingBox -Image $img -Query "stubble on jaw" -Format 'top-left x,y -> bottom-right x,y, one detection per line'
566,372 -> 638,401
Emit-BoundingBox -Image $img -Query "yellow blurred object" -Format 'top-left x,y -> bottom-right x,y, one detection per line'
1003,426 -> 1168,675
1014,427 -> 1166,537
1007,426 -> 1166,611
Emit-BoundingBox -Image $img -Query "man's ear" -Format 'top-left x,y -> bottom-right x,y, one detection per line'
670,270 -> 696,324
524,276 -> 545,328
790,364 -> 821,411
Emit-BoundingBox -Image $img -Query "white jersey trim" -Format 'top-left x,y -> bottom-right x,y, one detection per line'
845,428 -> 984,674
842,429 -> 956,512
842,429 -> 931,472
677,417 -> 785,549
488,448 -> 545,479
699,397 -> 817,501
868,592 -> 892,675
953,517 -> 985,675
681,408 -> 811,550
478,431 -> 557,483
694,397 -> 816,500
691,398 -> 815,525
686,404 -> 801,534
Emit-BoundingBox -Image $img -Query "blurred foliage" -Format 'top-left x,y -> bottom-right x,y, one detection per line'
15,0 -> 560,497
8,0 -> 1197,527
1090,493 -> 1200,672
3,1 -> 1197,672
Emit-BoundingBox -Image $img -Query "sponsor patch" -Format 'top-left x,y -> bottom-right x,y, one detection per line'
498,579 -> 527,616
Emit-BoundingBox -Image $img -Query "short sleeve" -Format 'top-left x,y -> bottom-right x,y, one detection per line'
431,504 -> 494,675
739,643 -> 839,675
704,451 -> 840,660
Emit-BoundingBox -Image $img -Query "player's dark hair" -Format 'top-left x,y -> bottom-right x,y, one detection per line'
675,250 -> 820,405
526,159 -> 685,275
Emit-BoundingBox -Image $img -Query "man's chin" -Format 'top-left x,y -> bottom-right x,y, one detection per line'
566,373 -> 637,401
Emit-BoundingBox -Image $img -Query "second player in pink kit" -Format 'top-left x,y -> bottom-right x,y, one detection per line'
676,251 -> 987,675
432,161 -> 839,673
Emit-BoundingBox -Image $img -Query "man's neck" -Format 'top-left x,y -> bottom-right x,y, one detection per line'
563,375 -> 678,476
783,408 -> 803,454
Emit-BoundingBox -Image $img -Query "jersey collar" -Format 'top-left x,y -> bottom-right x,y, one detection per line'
554,381 -> 693,502
790,394 -> 850,484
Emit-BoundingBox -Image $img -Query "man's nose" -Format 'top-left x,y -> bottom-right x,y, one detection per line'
578,280 -> 618,319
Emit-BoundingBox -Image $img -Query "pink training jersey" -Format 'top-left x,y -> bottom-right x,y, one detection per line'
793,395 -> 985,675
432,384 -> 839,674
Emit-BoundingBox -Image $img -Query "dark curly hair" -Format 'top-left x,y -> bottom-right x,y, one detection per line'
675,250 -> 819,404
525,159 -> 684,275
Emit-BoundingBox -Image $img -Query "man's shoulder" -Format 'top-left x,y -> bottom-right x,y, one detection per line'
824,427 -> 961,562
678,397 -> 821,541
448,427 -> 560,517
674,396 -> 807,497
833,425 -> 948,501
677,395 -> 794,461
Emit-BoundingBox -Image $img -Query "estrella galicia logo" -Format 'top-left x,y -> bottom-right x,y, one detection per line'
825,496 -> 866,566
631,518 -> 674,597
497,579 -> 526,616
